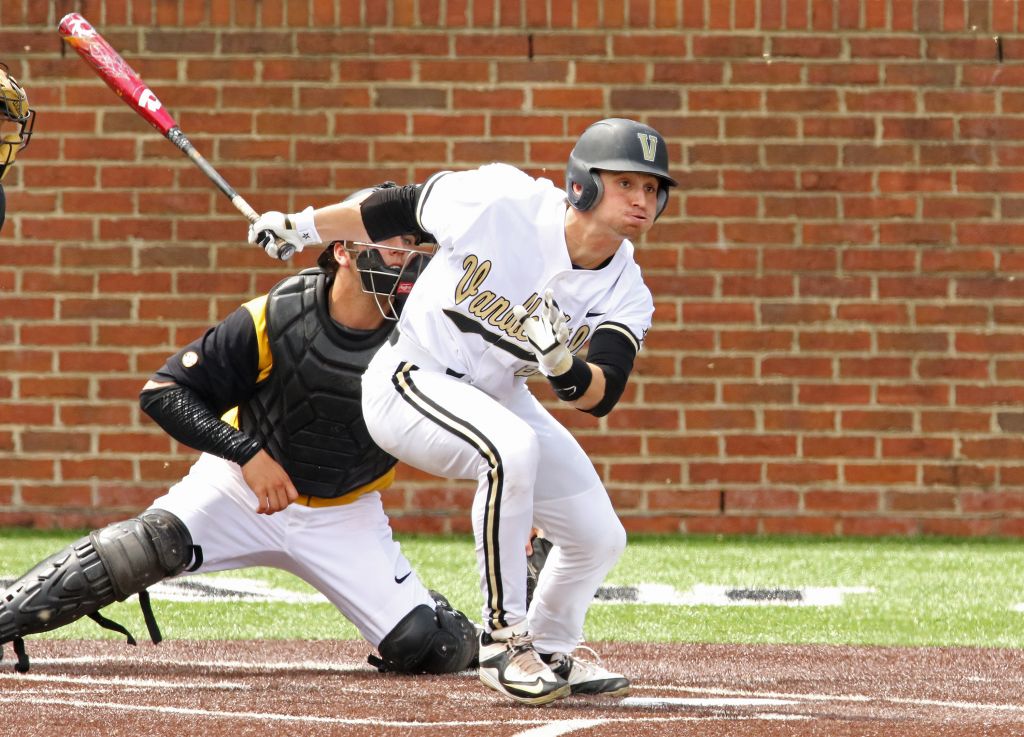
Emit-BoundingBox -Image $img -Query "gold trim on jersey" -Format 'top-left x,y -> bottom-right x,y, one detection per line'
391,360 -> 508,630
594,321 -> 641,353
293,467 -> 396,507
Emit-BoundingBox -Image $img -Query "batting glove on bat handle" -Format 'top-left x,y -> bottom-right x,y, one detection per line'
248,207 -> 322,260
512,289 -> 573,377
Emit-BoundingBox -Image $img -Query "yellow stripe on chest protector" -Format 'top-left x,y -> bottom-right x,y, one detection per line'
220,295 -> 275,429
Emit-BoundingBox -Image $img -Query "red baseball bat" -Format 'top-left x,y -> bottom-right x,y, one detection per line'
57,12 -> 294,260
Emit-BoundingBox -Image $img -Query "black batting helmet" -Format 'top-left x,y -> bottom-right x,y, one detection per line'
565,118 -> 677,219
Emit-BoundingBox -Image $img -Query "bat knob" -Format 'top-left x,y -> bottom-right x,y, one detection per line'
256,230 -> 294,261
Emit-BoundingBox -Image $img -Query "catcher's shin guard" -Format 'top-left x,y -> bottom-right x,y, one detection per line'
0,509 -> 196,671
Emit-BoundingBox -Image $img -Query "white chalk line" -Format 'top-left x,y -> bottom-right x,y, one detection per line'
11,654 -> 1022,732
29,655 -> 366,673
17,656 -> 1022,716
0,695 -> 795,728
659,685 -> 1024,713
0,671 -> 248,690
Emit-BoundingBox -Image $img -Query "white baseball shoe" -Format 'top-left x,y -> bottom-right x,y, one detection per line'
478,631 -> 570,705
545,649 -> 631,697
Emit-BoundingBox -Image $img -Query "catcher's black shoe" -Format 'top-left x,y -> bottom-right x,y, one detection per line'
478,631 -> 570,706
545,650 -> 631,697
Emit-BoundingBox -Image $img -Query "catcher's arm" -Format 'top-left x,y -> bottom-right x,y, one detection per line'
141,380 -> 297,514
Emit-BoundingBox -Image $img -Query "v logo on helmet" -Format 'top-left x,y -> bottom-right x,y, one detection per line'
636,132 -> 658,162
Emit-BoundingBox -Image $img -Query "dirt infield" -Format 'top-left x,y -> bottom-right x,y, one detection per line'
2,639 -> 1023,736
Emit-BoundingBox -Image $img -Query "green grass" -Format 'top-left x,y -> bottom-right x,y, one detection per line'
2,529 -> 1023,648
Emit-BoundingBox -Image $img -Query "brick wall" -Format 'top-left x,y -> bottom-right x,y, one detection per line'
2,0 -> 1024,536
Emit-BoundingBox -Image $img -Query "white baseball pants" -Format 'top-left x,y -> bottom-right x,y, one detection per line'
149,452 -> 434,647
362,339 -> 626,654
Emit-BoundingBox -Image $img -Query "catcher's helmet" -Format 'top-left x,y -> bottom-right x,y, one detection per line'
565,118 -> 676,219
316,182 -> 436,321
0,62 -> 35,182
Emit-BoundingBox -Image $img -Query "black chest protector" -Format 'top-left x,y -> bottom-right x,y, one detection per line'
237,269 -> 396,498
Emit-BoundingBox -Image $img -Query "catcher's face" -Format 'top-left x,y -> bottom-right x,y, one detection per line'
332,235 -> 435,320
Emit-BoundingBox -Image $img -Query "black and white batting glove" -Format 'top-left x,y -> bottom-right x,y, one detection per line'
247,206 -> 321,255
512,289 -> 573,377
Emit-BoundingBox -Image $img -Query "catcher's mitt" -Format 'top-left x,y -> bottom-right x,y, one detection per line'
0,64 -> 30,123
525,534 -> 553,609
0,62 -> 34,182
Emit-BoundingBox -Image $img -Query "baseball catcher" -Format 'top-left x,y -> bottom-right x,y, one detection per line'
0,186 -> 477,675
0,61 -> 35,232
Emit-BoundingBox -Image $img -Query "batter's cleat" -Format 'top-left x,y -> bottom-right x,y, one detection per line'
478,631 -> 570,706
545,650 -> 631,697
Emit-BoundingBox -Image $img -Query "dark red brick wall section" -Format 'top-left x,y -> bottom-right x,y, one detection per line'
3,1 -> 1024,536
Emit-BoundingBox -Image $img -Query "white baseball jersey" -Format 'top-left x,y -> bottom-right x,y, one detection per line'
400,163 -> 654,397
361,163 -> 653,651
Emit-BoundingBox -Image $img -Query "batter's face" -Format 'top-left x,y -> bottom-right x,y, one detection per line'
592,170 -> 660,240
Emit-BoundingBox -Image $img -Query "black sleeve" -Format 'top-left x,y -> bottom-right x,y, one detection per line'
140,384 -> 262,465
582,327 -> 639,418
149,306 -> 262,416
360,184 -> 434,244
0,183 -> 6,233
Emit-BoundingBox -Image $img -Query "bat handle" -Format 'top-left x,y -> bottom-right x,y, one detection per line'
232,196 -> 296,261
166,127 -> 295,261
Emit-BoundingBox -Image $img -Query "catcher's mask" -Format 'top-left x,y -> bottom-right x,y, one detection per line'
0,62 -> 35,182
318,237 -> 434,321
317,182 -> 436,320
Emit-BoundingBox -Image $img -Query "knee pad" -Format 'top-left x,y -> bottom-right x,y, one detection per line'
91,509 -> 195,600
372,592 -> 479,674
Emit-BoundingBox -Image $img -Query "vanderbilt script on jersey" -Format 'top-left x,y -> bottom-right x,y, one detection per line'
404,163 -> 654,399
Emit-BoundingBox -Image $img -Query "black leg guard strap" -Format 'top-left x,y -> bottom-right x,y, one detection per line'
138,590 -> 162,644
87,611 -> 137,645
12,637 -> 28,673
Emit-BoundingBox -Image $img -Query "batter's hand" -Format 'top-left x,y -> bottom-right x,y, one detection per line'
247,206 -> 321,254
241,449 -> 299,514
512,289 -> 573,376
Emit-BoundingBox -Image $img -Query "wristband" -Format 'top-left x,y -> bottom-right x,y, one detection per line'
291,205 -> 322,246
545,356 -> 593,402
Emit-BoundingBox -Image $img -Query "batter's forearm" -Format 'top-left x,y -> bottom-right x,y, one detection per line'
567,363 -> 606,412
311,199 -> 371,243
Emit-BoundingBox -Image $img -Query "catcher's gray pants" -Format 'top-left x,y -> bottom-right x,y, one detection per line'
149,453 -> 434,647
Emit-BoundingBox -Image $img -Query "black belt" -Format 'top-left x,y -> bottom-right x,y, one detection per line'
388,326 -> 464,378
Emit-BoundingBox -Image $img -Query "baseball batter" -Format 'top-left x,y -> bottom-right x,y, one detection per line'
0,61 -> 35,232
249,118 -> 676,705
0,200 -> 477,676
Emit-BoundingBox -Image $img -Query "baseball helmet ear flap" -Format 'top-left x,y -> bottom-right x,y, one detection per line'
565,152 -> 603,212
